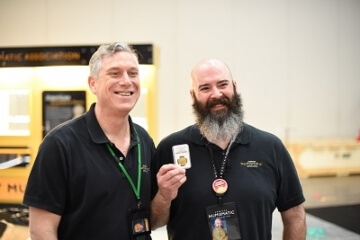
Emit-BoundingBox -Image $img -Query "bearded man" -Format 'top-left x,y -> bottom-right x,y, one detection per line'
150,59 -> 306,240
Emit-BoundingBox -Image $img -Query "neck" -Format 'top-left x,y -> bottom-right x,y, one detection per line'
210,138 -> 231,150
95,105 -> 131,156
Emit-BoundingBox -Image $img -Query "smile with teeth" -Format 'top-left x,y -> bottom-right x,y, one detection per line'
116,91 -> 133,96
211,104 -> 225,111
215,104 -> 223,107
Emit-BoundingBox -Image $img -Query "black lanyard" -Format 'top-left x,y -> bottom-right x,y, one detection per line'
106,127 -> 142,208
209,135 -> 236,179
207,135 -> 236,204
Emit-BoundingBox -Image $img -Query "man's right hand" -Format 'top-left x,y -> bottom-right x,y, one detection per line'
150,164 -> 187,230
156,164 -> 187,202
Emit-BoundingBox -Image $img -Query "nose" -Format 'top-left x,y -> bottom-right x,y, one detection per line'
119,72 -> 131,86
211,87 -> 223,99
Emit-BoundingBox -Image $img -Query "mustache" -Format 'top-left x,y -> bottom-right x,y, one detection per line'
207,96 -> 231,108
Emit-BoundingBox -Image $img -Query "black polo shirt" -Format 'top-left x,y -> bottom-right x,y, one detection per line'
24,103 -> 155,240
151,123 -> 305,240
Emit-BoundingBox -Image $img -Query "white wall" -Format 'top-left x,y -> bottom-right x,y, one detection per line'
1,0 -> 359,142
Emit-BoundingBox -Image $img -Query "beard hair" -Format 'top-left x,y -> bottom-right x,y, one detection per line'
192,86 -> 244,143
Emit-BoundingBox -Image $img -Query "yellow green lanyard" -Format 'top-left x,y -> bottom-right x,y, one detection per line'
105,128 -> 142,207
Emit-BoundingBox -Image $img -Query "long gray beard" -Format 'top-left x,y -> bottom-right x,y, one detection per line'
192,87 -> 245,144
199,112 -> 243,143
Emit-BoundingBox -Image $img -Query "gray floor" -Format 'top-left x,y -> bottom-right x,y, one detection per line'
152,175 -> 360,239
1,176 -> 358,239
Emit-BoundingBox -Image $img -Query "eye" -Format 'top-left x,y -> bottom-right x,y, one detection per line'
199,86 -> 209,92
128,70 -> 139,78
219,82 -> 228,88
109,71 -> 120,77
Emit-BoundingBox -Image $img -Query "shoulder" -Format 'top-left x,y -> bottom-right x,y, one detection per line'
245,123 -> 283,144
158,125 -> 195,147
49,115 -> 86,137
43,116 -> 88,149
133,122 -> 155,144
133,122 -> 151,137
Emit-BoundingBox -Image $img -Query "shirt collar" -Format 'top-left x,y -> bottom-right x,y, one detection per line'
85,103 -> 138,145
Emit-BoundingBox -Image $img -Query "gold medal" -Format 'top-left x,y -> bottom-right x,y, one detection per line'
212,178 -> 228,195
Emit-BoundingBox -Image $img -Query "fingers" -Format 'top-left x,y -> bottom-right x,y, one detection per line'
157,164 -> 186,186
158,164 -> 185,179
156,164 -> 187,201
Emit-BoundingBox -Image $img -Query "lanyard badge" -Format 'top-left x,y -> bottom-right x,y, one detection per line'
105,127 -> 151,238
129,207 -> 151,238
206,202 -> 241,240
206,135 -> 241,239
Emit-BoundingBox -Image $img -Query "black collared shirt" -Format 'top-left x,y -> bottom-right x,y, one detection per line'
24,103 -> 155,240
151,123 -> 305,240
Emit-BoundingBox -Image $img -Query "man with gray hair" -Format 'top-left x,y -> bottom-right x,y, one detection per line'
24,42 -> 155,240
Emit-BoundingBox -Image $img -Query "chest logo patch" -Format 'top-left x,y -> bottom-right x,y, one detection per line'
141,165 -> 150,173
240,160 -> 263,168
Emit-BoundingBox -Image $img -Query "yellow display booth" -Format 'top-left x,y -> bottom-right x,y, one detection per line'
0,45 -> 157,203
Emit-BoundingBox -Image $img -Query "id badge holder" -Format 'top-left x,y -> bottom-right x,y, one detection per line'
128,207 -> 151,238
206,202 -> 241,240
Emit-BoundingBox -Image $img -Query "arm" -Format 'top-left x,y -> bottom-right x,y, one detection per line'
29,206 -> 61,240
150,164 -> 187,230
281,204 -> 306,240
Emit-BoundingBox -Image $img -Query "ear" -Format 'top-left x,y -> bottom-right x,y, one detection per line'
88,76 -> 96,94
232,80 -> 238,92
190,89 -> 196,103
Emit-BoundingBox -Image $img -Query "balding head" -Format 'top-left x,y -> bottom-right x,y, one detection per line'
191,58 -> 233,89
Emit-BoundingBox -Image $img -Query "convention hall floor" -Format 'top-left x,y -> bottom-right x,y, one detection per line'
1,176 -> 359,239
152,175 -> 360,240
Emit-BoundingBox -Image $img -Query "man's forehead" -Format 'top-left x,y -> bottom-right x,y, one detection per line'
102,53 -> 138,68
198,78 -> 230,86
195,65 -> 230,80
102,51 -> 138,63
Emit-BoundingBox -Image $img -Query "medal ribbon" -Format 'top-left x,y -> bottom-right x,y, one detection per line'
106,127 -> 142,207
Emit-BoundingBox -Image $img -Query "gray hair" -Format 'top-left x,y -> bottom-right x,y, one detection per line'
89,42 -> 138,79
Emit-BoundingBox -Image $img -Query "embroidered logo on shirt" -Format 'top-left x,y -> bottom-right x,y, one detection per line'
240,160 -> 263,168
141,165 -> 150,173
